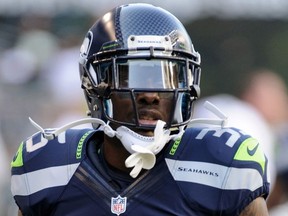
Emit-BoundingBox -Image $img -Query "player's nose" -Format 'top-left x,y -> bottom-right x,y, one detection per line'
136,92 -> 160,105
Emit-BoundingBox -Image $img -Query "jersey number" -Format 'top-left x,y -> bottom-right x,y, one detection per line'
195,128 -> 243,147
26,132 -> 66,152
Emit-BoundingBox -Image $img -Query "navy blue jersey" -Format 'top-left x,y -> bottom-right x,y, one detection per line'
11,126 -> 270,215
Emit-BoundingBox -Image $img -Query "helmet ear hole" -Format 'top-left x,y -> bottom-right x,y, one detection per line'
191,84 -> 200,99
89,97 -> 106,129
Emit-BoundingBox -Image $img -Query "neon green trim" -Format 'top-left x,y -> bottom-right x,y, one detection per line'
76,131 -> 92,159
169,138 -> 182,155
11,142 -> 24,168
234,137 -> 266,173
102,43 -> 119,50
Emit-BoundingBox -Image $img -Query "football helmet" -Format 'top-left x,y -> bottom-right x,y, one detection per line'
79,3 -> 201,130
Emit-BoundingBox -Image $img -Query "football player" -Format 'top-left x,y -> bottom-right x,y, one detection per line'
11,3 -> 270,215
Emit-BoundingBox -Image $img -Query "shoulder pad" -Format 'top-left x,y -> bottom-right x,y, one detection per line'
11,128 -> 94,174
166,126 -> 269,185
165,126 -> 269,214
167,127 -> 251,162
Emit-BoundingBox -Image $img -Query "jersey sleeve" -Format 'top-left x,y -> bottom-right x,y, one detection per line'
10,128 -> 94,215
222,134 -> 270,214
165,126 -> 270,215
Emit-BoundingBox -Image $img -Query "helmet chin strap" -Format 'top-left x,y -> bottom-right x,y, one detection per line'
29,117 -> 181,178
29,100 -> 227,178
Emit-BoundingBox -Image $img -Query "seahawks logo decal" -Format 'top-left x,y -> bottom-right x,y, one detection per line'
79,31 -> 93,64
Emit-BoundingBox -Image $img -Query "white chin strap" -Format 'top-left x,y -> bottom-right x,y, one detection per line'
29,117 -> 180,178
29,101 -> 227,178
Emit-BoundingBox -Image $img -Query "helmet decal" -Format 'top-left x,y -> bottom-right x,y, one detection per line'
79,31 -> 93,64
127,35 -> 173,51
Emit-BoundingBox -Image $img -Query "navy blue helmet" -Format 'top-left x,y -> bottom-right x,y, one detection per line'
79,3 -> 201,130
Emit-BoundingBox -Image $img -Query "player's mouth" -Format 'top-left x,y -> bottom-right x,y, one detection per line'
137,109 -> 162,125
138,117 -> 157,125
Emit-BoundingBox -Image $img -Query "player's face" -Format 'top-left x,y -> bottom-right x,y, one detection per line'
111,91 -> 173,136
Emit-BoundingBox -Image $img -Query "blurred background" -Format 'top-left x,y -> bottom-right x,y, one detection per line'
1,0 -> 288,215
